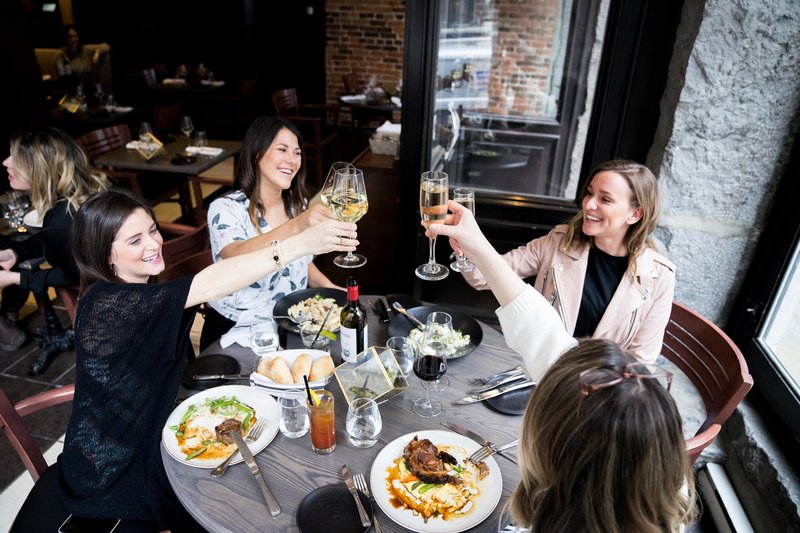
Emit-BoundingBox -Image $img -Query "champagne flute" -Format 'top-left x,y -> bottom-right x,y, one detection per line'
415,171 -> 449,281
331,167 -> 368,268
412,312 -> 452,418
450,187 -> 476,272
181,116 -> 194,139
320,161 -> 355,207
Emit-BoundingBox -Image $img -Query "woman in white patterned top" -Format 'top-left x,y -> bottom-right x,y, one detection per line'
201,117 -> 345,349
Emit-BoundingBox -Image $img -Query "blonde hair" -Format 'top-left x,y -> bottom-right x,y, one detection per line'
507,340 -> 696,532
9,128 -> 109,216
563,160 -> 660,266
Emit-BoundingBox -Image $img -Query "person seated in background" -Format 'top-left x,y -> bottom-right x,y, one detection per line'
0,128 -> 109,351
460,159 -> 675,363
200,116 -> 344,350
10,189 -> 357,532
54,24 -> 112,94
428,203 -> 696,532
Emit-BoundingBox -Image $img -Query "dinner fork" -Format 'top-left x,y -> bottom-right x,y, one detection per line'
470,365 -> 523,385
352,472 -> 383,533
210,417 -> 266,478
467,439 -> 519,465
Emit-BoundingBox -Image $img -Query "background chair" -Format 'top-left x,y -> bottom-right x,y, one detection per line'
150,101 -> 182,137
158,221 -> 210,271
1,385 -> 75,482
662,301 -> 754,464
75,124 -> 143,196
198,79 -> 257,139
272,88 -> 340,187
188,154 -> 238,225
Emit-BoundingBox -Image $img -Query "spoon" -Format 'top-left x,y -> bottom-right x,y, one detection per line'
392,301 -> 425,329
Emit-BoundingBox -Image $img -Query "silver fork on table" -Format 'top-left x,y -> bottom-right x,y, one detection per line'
470,365 -> 523,385
353,472 -> 383,533
467,439 -> 519,465
210,417 -> 266,477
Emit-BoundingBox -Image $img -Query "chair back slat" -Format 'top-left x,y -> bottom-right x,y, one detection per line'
158,222 -> 210,274
272,88 -> 300,116
76,124 -> 132,158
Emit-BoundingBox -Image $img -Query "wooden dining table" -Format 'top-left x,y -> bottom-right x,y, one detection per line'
161,296 -> 525,532
92,137 -> 241,223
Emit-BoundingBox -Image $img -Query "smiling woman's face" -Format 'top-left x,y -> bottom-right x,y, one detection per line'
109,208 -> 165,283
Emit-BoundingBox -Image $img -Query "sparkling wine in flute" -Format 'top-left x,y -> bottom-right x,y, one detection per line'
455,196 -> 475,214
420,182 -> 448,229
330,189 -> 368,223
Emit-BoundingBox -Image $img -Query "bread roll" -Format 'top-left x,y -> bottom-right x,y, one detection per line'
256,356 -> 274,377
268,357 -> 293,385
290,353 -> 312,384
309,355 -> 335,382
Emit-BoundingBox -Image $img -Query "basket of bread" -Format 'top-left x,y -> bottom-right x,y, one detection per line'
250,349 -> 335,392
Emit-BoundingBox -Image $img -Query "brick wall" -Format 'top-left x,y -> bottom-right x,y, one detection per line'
326,0 -> 405,114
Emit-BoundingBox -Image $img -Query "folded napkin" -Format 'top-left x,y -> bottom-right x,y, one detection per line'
201,80 -> 225,87
105,105 -> 133,113
162,78 -> 187,86
376,120 -> 401,139
391,96 -> 402,107
185,146 -> 224,157
341,94 -> 367,102
220,325 -> 251,349
125,140 -> 142,150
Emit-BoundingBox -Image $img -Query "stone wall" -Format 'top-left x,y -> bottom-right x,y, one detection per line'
648,0 -> 800,324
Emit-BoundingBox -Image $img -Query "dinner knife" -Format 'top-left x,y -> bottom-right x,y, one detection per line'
468,372 -> 527,394
439,421 -> 518,465
342,464 -> 372,527
455,378 -> 536,404
193,374 -> 251,381
228,431 -> 281,517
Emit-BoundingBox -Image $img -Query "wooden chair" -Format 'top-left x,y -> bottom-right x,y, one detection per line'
1,385 -> 75,482
157,221 -> 210,275
272,88 -> 340,186
661,301 -> 754,463
188,155 -> 237,225
150,101 -> 182,137
75,124 -> 143,196
198,79 -> 257,139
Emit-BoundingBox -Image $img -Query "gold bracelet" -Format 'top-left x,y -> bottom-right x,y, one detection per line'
270,240 -> 285,270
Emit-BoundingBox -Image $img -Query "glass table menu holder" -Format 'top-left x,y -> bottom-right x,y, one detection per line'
136,132 -> 166,160
334,346 -> 409,405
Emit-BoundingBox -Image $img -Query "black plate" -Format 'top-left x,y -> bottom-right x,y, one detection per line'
387,305 -> 483,359
485,383 -> 535,415
170,153 -> 196,165
370,293 -> 420,322
296,485 -> 372,533
181,354 -> 240,390
273,288 -> 347,334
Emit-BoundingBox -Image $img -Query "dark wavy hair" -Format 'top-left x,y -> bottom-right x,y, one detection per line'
507,339 -> 696,532
70,189 -> 156,292
235,116 -> 308,229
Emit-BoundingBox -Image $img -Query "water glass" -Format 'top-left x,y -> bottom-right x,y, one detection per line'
278,390 -> 309,439
346,397 -> 382,448
386,336 -> 414,376
300,321 -> 331,351
249,317 -> 280,355
195,130 -> 208,147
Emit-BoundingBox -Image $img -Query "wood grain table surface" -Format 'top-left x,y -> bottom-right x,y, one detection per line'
161,296 -> 524,532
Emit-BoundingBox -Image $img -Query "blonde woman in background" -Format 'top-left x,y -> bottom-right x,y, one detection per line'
0,127 -> 109,351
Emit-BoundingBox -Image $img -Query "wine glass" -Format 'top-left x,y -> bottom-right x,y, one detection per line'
331,167 -> 368,268
320,161 -> 355,207
181,116 -> 194,139
450,187 -> 476,272
412,311 -> 451,418
415,171 -> 449,281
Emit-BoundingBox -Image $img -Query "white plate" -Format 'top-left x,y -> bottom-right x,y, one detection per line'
23,209 -> 42,228
249,349 -> 334,390
161,385 -> 279,468
369,430 -> 503,533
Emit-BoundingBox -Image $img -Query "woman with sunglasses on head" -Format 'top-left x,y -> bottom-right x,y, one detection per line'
11,188 -> 357,532
428,204 -> 696,532
460,160 -> 674,364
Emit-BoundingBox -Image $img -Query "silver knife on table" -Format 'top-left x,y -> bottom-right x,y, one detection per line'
228,431 -> 281,517
455,378 -> 536,404
440,421 -> 518,465
342,464 -> 372,527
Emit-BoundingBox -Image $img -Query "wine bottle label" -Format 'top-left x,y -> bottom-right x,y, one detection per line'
340,324 -> 368,362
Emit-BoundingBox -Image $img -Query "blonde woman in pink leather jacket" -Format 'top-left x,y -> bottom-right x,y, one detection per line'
461,160 -> 674,364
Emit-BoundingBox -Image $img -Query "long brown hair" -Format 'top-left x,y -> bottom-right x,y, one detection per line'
507,339 -> 696,532
70,189 -> 156,293
235,116 -> 308,230
563,160 -> 660,265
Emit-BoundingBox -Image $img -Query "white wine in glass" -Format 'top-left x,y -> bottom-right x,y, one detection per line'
416,171 -> 449,281
450,187 -> 476,272
332,168 -> 368,268
320,161 -> 354,207
180,116 -> 194,139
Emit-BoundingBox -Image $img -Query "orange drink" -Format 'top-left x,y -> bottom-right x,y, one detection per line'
308,390 -> 336,453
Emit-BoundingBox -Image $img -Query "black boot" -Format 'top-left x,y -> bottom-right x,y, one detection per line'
0,318 -> 25,351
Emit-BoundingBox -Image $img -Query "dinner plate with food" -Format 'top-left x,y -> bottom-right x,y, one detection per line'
273,288 -> 347,334
387,305 -> 483,359
162,385 -> 280,468
369,430 -> 503,533
249,349 -> 335,392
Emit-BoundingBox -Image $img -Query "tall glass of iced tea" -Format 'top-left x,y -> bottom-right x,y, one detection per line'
308,390 -> 336,454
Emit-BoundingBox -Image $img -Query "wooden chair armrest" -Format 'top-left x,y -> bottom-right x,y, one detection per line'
158,221 -> 199,236
685,423 -> 721,463
15,384 -> 75,418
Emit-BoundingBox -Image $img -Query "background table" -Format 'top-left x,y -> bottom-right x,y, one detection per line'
162,296 -> 524,532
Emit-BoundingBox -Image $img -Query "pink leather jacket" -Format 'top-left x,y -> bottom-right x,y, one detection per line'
462,225 -> 676,363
